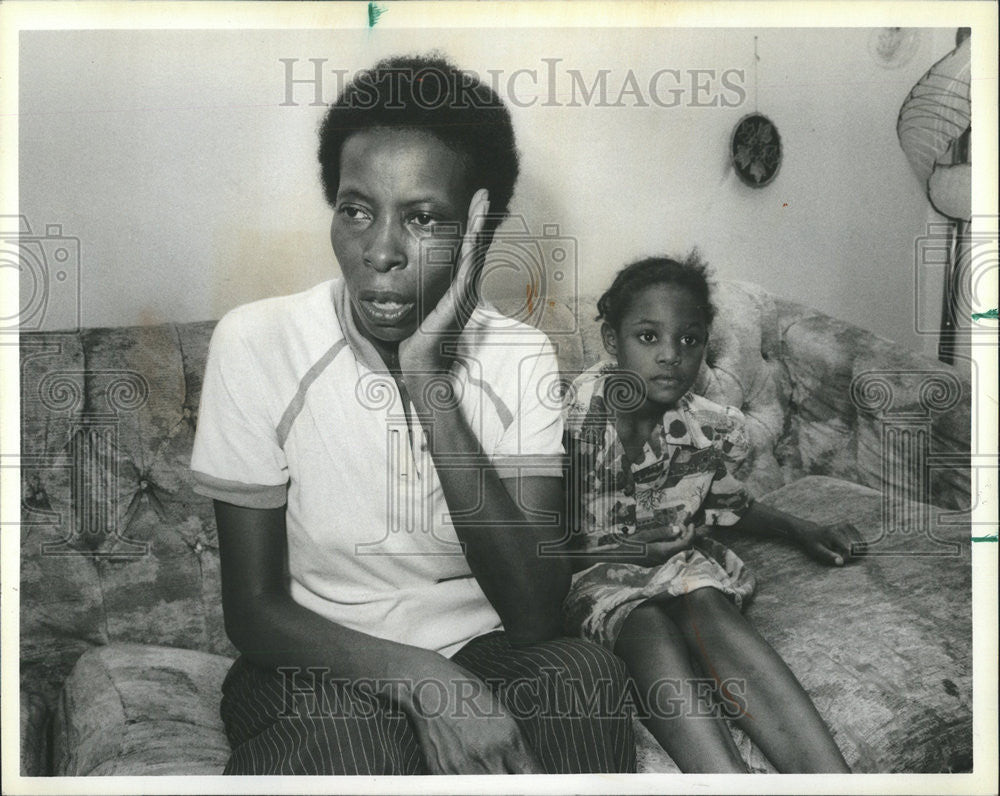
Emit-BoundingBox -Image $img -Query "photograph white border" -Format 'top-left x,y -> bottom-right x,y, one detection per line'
2,2 -> 996,794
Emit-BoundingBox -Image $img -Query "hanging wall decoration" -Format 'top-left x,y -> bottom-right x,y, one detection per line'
731,37 -> 782,188
731,113 -> 782,187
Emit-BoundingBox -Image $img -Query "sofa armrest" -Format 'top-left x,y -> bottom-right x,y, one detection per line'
20,688 -> 50,776
781,309 -> 970,510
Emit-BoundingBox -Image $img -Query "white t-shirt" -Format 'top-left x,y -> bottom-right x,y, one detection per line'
191,278 -> 564,658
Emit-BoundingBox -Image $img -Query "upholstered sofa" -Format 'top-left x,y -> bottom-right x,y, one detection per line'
19,280 -> 972,776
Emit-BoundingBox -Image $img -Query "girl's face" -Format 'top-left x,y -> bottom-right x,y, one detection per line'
601,283 -> 708,411
331,128 -> 473,346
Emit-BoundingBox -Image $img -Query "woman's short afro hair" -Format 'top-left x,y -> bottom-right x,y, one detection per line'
596,251 -> 717,330
318,53 -> 520,218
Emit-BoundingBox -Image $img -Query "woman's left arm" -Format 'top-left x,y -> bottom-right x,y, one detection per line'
410,395 -> 571,644
732,502 -> 865,567
398,189 -> 570,644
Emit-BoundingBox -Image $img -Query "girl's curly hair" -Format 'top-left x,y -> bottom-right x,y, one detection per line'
596,251 -> 716,330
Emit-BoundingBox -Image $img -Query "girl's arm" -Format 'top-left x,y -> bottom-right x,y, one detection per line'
215,500 -> 543,774
731,501 -> 864,566
557,524 -> 698,573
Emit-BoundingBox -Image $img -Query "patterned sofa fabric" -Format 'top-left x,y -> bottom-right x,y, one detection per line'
19,280 -> 972,774
49,476 -> 972,775
52,644 -> 234,776
21,324 -> 234,712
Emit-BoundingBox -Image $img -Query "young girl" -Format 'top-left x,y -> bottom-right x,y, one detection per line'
561,254 -> 861,773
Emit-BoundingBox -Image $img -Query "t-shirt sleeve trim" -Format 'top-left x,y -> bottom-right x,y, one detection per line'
192,470 -> 288,509
492,454 -> 565,480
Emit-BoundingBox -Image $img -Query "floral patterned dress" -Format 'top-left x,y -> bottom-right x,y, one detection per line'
561,362 -> 757,649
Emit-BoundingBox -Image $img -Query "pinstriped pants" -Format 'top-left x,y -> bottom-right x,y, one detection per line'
220,631 -> 636,774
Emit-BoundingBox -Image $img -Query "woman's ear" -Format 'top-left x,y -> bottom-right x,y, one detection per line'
600,322 -> 617,357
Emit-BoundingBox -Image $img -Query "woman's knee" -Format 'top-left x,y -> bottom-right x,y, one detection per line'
521,638 -> 636,773
553,637 -> 628,686
528,638 -> 631,720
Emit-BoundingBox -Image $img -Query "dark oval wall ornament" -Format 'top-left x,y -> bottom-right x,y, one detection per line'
731,113 -> 782,188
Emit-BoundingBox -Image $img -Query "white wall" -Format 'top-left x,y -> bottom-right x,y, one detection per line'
19,27 -> 958,355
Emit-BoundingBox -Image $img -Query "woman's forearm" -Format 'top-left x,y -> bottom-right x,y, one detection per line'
214,500 -> 459,706
227,589 -> 424,676
409,384 -> 571,643
225,595 -> 488,715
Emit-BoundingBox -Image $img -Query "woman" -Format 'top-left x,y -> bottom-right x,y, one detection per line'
190,54 -> 635,775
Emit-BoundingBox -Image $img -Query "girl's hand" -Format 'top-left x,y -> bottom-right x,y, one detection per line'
795,520 -> 865,566
398,189 -> 490,383
634,522 -> 697,566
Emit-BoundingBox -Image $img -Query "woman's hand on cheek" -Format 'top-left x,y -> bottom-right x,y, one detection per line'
398,188 -> 490,387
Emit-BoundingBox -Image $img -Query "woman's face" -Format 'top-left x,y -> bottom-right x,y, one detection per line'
331,128 -> 473,345
602,283 -> 708,411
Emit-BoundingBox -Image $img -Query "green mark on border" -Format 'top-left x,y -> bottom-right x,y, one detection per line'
368,1 -> 386,27
971,535 -> 998,543
971,308 -> 998,320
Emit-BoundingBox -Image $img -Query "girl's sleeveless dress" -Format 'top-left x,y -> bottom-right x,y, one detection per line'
561,362 -> 757,650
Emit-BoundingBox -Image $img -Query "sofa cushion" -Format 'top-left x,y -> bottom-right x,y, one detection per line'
50,476 -> 969,775
724,475 -> 972,772
53,643 -> 769,776
606,476 -> 970,774
783,312 -> 971,511
20,689 -> 49,776
52,644 -> 232,775
20,325 -> 235,710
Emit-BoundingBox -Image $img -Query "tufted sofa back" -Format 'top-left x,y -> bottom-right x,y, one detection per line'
498,281 -> 970,504
19,279 -> 970,709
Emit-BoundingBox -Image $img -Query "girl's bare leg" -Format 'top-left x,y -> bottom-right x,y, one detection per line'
615,601 -> 748,773
666,587 -> 851,773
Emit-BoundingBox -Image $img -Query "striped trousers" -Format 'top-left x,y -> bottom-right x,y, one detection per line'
220,631 -> 636,774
